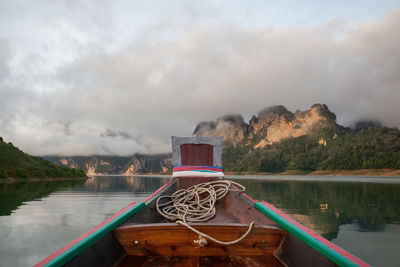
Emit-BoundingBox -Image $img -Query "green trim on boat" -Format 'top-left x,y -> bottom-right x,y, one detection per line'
254,202 -> 360,267
44,202 -> 146,267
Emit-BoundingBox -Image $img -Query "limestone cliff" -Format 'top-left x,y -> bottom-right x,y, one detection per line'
193,114 -> 247,146
193,104 -> 337,148
44,103 -> 400,174
45,154 -> 172,175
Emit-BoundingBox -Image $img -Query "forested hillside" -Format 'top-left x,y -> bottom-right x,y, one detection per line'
0,137 -> 86,179
223,125 -> 400,172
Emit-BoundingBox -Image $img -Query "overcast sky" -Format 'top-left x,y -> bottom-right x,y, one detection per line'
1,0 -> 400,156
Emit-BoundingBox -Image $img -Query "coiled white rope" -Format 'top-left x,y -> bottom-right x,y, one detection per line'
156,180 -> 255,246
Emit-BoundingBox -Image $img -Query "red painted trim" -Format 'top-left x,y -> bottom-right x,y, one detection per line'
261,201 -> 370,267
142,178 -> 173,203
37,178 -> 174,266
173,166 -> 223,172
231,184 -> 256,203
34,201 -> 138,267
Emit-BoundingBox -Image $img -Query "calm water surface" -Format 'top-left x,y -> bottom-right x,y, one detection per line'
1,175 -> 400,267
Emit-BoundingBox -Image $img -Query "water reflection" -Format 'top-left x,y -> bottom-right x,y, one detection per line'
232,178 -> 400,265
332,223 -> 400,267
0,176 -> 169,216
234,179 -> 400,239
82,176 -> 169,192
0,179 -> 85,216
0,176 -> 168,266
0,176 -> 399,266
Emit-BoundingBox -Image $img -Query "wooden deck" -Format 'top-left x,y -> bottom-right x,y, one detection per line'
118,254 -> 283,267
118,255 -> 283,267
113,176 -> 288,267
114,223 -> 286,257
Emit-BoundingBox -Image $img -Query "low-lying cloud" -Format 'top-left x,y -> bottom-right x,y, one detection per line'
1,6 -> 400,156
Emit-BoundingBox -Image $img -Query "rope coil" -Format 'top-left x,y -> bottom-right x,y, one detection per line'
156,180 -> 255,246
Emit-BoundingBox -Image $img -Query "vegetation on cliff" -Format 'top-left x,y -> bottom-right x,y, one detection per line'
192,104 -> 400,173
26,104 -> 400,175
0,137 -> 86,179
223,124 -> 400,172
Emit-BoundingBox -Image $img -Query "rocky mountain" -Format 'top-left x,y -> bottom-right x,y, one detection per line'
44,154 -> 172,175
45,103 -> 400,174
194,104 -> 400,172
194,104 -> 337,148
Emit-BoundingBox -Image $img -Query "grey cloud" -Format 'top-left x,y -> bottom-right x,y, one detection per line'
41,121 -> 73,137
99,129 -> 153,152
100,129 -> 135,141
2,7 -> 400,156
118,132 -> 133,140
100,129 -> 118,138
0,39 -> 13,128
100,143 -> 115,155
62,121 -> 72,136
0,38 -> 11,82
56,9 -> 400,128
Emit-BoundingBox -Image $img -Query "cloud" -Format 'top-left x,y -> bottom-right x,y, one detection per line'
1,4 -> 400,155
100,129 -> 138,141
0,38 -> 11,81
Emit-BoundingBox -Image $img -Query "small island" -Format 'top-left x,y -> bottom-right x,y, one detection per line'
0,137 -> 86,181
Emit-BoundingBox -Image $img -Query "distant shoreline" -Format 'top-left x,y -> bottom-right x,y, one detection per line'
88,172 -> 400,184
225,169 -> 400,176
91,169 -> 400,177
2,169 -> 400,183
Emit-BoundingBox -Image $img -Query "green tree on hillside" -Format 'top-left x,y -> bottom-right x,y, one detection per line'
222,125 -> 400,172
0,137 -> 86,179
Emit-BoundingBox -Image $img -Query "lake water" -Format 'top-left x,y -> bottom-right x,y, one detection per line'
1,175 -> 400,267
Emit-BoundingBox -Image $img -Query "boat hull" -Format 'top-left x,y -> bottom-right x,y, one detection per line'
35,176 -> 369,267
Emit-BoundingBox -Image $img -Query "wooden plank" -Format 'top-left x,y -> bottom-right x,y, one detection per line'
200,256 -> 234,267
180,144 -> 213,166
117,256 -> 147,267
166,256 -> 199,267
118,255 -> 284,267
114,223 -> 286,257
223,191 -> 278,226
229,255 -> 282,267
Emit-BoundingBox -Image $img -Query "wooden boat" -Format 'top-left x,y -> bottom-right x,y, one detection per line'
35,136 -> 370,267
